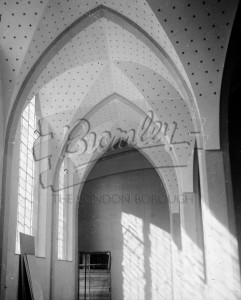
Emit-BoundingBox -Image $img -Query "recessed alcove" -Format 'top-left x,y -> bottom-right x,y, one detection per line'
78,142 -> 172,299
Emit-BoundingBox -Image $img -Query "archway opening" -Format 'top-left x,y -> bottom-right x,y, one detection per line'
78,141 -> 172,300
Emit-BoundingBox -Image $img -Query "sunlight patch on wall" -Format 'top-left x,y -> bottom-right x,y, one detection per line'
121,213 -> 145,300
201,201 -> 241,300
149,223 -> 172,299
181,228 -> 205,300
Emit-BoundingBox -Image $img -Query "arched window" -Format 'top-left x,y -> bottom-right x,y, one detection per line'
16,97 -> 36,254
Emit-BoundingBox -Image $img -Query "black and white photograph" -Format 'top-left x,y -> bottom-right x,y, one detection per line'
0,0 -> 241,299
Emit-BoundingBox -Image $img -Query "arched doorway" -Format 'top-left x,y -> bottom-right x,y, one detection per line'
77,141 -> 172,300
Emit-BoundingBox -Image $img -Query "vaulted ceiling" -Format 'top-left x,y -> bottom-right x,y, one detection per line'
1,0 -> 239,202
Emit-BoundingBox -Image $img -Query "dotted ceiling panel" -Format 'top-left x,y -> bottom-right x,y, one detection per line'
2,0 -> 238,195
50,85 -> 184,198
110,63 -> 145,105
30,15 -> 191,152
27,17 -> 180,107
2,0 -> 238,149
115,61 -> 194,166
40,62 -> 115,144
3,0 -> 190,115
0,0 -> 48,109
41,61 -> 150,144
38,58 -> 194,174
26,19 -> 110,104
62,72 -> 190,194
151,0 -> 236,99
31,15 -> 194,194
104,18 -> 179,91
38,62 -> 107,117
146,0 -> 238,148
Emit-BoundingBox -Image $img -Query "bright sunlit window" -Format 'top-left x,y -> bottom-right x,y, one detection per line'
16,97 -> 36,254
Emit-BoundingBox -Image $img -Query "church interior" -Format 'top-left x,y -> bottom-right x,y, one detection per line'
0,0 -> 241,299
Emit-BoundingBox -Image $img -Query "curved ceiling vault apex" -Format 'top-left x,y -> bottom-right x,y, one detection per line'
72,128 -> 180,215
6,5 -> 202,154
52,92 -> 181,195
3,4 -> 198,207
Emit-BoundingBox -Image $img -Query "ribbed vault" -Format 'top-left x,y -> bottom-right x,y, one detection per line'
17,7 -> 198,198
1,0 -> 239,205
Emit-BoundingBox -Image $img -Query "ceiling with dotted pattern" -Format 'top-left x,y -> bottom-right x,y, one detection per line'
1,0 -> 239,196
